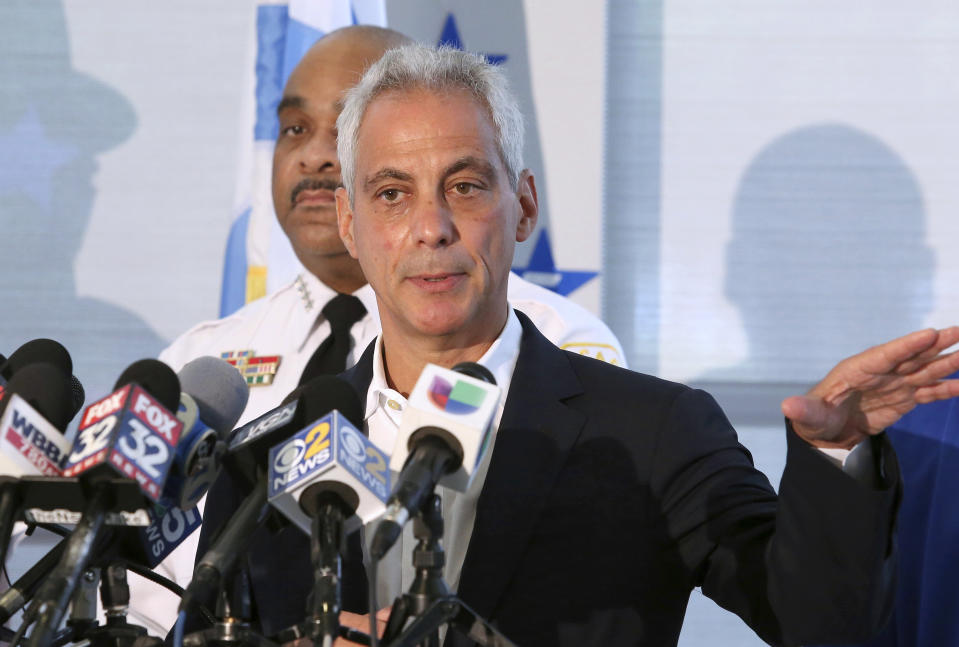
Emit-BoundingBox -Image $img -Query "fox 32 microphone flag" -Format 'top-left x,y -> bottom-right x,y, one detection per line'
219,0 -> 386,317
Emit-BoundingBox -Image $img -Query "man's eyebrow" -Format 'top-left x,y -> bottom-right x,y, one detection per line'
444,156 -> 498,184
364,168 -> 414,190
276,95 -> 305,116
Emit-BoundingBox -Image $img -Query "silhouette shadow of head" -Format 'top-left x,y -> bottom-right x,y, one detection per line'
724,123 -> 933,381
1,0 -> 162,410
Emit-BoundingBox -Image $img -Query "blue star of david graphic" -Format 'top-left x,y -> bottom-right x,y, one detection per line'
512,230 -> 598,296
0,108 -> 77,211
437,13 -> 507,65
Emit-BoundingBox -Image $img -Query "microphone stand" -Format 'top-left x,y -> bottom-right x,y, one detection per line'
66,563 -> 160,647
308,498 -> 345,647
380,495 -> 517,647
181,566 -> 278,647
0,480 -> 20,571
279,485 -> 374,647
26,486 -> 111,647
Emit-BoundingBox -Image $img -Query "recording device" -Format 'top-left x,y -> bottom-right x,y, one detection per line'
128,356 -> 249,568
179,375 -> 359,617
265,383 -> 388,645
371,362 -> 499,560
0,338 -> 85,421
0,358 -> 248,629
266,401 -> 389,535
25,360 -> 183,647
0,362 -> 76,570
164,356 -> 249,511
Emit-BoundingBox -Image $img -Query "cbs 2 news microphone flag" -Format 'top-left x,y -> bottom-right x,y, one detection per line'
220,0 -> 387,317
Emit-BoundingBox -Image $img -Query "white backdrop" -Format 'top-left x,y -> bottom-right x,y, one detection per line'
2,1 -> 958,645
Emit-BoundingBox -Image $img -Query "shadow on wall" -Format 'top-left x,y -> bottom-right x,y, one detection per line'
694,123 -> 933,427
0,0 -> 165,417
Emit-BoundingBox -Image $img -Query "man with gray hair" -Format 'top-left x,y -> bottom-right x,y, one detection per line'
199,42 -> 959,646
142,25 -> 627,638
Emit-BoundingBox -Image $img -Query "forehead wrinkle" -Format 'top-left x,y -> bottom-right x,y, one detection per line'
444,156 -> 498,185
364,168 -> 414,191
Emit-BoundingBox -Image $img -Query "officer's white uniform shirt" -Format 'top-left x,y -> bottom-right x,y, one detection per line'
159,272 -> 381,429
127,271 -> 626,636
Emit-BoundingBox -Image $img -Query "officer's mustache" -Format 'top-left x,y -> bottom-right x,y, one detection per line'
290,178 -> 341,204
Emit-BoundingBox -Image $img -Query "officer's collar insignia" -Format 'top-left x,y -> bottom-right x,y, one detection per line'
294,275 -> 315,312
559,342 -> 621,366
221,350 -> 281,387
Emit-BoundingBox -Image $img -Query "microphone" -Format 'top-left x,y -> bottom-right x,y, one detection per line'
0,338 -> 85,420
179,375 -> 361,617
131,356 -> 249,568
266,390 -> 388,535
265,382 -> 389,644
0,339 -> 72,380
62,359 -> 182,503
0,363 -> 76,571
25,359 -> 184,647
371,362 -> 499,560
167,356 -> 250,510
0,360 -> 248,627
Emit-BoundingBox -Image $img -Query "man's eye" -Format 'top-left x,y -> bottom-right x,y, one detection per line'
281,124 -> 304,136
380,189 -> 400,201
453,182 -> 476,195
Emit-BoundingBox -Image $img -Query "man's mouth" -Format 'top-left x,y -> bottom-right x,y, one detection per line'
291,178 -> 341,205
409,272 -> 466,291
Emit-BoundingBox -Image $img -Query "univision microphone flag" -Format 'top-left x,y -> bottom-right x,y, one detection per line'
220,0 -> 387,317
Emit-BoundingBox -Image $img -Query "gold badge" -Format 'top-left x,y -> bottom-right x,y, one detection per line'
221,350 -> 282,387
559,342 -> 621,366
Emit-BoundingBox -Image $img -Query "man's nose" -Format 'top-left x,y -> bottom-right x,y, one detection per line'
412,198 -> 455,248
299,130 -> 338,174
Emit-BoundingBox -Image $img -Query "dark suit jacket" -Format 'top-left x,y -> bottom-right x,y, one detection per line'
194,312 -> 900,646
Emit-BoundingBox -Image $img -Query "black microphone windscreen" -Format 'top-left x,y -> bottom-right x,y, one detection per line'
0,362 -> 75,431
178,356 -> 250,436
1,339 -> 72,380
112,359 -> 180,412
69,375 -> 85,419
452,361 -> 496,385
298,375 -> 364,428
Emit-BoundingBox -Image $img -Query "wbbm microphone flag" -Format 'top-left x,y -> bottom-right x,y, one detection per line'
219,0 -> 386,317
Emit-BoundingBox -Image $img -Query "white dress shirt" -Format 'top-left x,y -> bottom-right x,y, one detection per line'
364,308 -> 523,606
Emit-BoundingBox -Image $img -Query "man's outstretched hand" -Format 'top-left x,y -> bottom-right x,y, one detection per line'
783,326 -> 959,449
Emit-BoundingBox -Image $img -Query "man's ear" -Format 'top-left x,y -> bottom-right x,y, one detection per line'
515,169 -> 539,243
335,187 -> 359,258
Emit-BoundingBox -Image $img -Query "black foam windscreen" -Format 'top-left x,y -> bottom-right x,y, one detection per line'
1,339 -> 72,380
69,375 -> 86,419
112,359 -> 181,413
451,361 -> 497,385
0,362 -> 75,431
296,375 -> 364,429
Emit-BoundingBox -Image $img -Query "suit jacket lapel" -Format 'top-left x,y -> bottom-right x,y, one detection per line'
456,312 -> 586,620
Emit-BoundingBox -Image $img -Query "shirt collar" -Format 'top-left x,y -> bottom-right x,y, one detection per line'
365,307 -> 523,422
291,272 -> 378,353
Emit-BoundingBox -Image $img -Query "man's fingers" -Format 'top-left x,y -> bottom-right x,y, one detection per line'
849,328 -> 942,377
915,378 -> 959,404
903,349 -> 959,386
